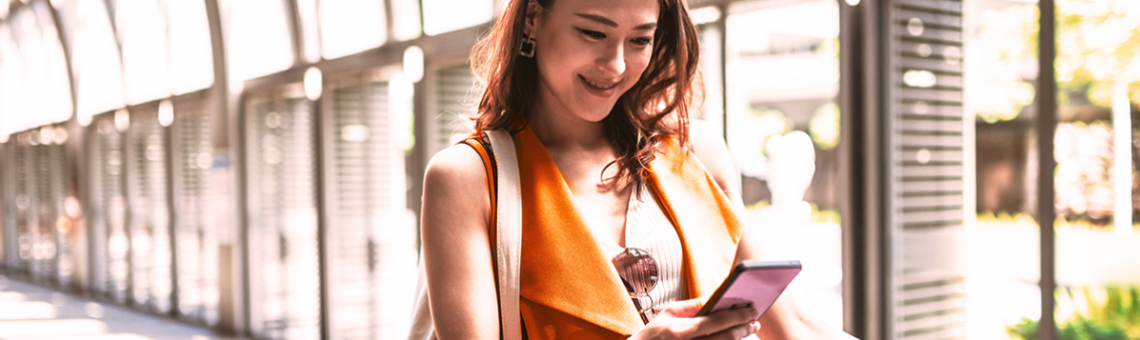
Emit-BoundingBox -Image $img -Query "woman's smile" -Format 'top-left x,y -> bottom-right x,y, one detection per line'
579,74 -> 620,97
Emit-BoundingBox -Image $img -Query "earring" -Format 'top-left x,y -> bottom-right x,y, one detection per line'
519,34 -> 536,58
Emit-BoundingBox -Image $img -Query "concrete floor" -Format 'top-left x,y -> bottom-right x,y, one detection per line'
0,275 -> 244,340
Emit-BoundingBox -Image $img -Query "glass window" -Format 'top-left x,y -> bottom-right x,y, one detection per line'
125,108 -> 174,312
421,0 -> 492,36
88,115 -> 131,303
5,3 -> 73,128
115,0 -> 170,105
166,0 -> 215,95
224,0 -> 294,82
294,0 -> 321,63
319,0 -> 387,59
0,22 -> 29,136
1052,0 -> 1140,337
171,100 -> 220,324
244,86 -> 321,339
55,0 -> 127,122
693,8 -> 723,135
723,0 -> 843,328
325,72 -> 418,339
965,1 -> 1043,337
390,0 -> 422,41
426,65 -> 477,158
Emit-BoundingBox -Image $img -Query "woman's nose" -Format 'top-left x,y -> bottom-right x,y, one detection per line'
598,42 -> 626,76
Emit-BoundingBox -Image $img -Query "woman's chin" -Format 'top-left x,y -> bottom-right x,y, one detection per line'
575,110 -> 614,123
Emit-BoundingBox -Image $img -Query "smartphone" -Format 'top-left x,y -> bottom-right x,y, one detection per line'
695,260 -> 801,317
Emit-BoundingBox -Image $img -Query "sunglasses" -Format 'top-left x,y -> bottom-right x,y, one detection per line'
612,247 -> 661,323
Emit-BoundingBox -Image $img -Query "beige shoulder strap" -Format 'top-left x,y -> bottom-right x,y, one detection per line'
486,129 -> 523,340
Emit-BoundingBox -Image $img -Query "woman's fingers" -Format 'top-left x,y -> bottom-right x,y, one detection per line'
659,298 -> 705,318
691,306 -> 759,336
637,299 -> 760,340
694,321 -> 761,340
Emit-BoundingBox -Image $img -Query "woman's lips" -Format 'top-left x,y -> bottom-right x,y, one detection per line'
580,75 -> 618,97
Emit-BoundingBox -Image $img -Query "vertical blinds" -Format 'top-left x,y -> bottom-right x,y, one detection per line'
28,142 -> 71,286
49,142 -> 73,287
891,0 -> 966,339
246,88 -> 321,340
125,111 -> 174,313
428,65 -> 477,158
30,143 -> 55,283
90,116 -> 130,303
7,142 -> 30,276
0,143 -> 9,269
171,99 -> 220,324
327,78 -> 417,339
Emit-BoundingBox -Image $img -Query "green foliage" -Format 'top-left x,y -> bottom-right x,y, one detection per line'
1007,285 -> 1140,340
970,0 -> 1140,123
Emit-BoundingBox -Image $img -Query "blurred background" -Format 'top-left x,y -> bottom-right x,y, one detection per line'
0,0 -> 1137,339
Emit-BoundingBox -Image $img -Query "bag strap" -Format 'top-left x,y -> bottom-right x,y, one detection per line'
485,130 -> 524,340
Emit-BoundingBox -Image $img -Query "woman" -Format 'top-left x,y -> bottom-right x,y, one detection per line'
421,0 -> 855,339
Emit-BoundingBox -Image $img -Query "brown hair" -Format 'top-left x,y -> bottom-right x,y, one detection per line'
469,0 -> 702,186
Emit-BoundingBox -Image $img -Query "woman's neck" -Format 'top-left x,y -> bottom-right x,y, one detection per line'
527,96 -> 611,152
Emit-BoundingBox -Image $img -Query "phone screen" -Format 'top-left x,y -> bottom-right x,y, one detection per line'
695,260 -> 801,317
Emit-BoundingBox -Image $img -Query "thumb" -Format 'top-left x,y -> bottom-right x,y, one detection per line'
661,297 -> 707,318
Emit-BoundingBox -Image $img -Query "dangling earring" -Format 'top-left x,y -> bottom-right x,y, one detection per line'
519,34 -> 536,58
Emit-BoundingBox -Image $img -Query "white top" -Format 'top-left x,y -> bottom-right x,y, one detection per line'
595,181 -> 687,313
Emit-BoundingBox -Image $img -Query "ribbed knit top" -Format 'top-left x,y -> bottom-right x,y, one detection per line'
593,181 -> 687,314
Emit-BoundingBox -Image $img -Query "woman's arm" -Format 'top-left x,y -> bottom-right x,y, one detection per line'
689,120 -> 857,340
421,145 -> 501,339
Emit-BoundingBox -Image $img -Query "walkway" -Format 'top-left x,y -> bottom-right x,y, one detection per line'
0,275 -> 243,340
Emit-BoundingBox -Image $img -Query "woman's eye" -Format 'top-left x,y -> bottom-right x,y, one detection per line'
579,29 -> 606,39
632,37 -> 653,46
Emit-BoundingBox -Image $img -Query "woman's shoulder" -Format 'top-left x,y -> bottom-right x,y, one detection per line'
424,143 -> 489,192
684,119 -> 740,201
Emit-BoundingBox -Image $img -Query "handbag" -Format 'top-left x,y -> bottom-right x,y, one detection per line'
408,130 -> 524,340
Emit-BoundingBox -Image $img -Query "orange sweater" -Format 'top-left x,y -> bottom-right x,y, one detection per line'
503,125 -> 744,339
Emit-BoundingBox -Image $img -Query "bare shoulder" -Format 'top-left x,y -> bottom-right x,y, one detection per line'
688,119 -> 740,200
422,143 -> 491,228
425,143 -> 488,188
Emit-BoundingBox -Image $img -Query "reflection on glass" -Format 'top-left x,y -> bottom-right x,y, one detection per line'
319,0 -> 387,59
421,0 -> 493,36
724,0 -> 842,328
1049,0 -> 1140,338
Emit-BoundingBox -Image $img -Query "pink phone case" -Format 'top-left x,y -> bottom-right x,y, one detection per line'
696,260 -> 801,317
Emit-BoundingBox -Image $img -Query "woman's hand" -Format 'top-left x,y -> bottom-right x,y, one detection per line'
630,298 -> 761,340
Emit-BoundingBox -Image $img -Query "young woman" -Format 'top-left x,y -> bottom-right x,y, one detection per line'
420,0 -> 856,339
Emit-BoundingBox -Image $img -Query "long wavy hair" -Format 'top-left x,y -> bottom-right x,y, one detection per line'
470,0 -> 702,187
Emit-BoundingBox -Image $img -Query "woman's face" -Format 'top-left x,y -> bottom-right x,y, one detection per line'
526,0 -> 659,123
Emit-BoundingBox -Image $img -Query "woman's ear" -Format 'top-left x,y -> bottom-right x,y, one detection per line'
523,0 -> 543,37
